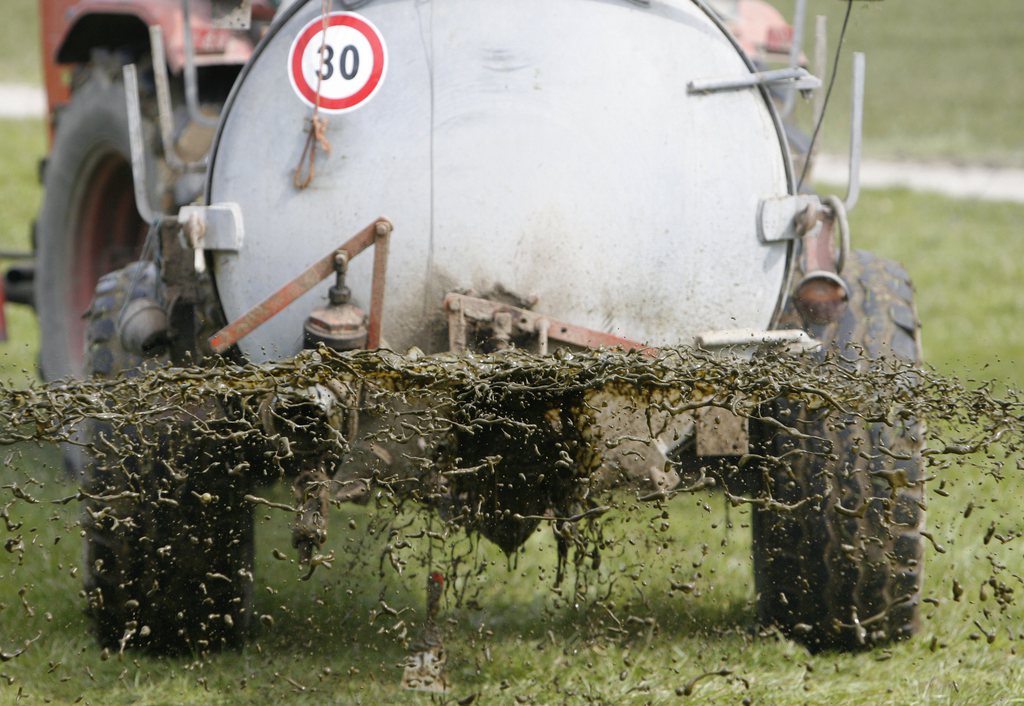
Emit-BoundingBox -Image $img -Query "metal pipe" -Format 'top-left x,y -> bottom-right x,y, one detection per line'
182,0 -> 219,128
122,64 -> 156,225
824,194 -> 850,275
812,15 -> 828,125
442,293 -> 655,354
800,14 -> 828,183
367,220 -> 392,349
536,318 -> 549,356
149,26 -> 185,172
846,52 -> 865,212
780,0 -> 807,118
794,224 -> 848,325
150,25 -> 207,173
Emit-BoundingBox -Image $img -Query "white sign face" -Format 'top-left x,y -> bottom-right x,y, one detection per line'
287,12 -> 388,114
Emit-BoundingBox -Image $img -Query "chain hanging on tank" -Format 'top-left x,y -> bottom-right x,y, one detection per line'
293,0 -> 335,189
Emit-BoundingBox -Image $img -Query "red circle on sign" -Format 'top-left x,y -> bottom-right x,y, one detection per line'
289,13 -> 387,113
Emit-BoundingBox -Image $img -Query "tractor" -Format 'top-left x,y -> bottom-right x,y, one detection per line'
10,0 -> 923,661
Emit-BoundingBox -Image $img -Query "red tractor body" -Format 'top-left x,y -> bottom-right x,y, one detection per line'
38,0 -> 273,134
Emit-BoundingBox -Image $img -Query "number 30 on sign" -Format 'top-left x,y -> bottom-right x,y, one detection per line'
288,12 -> 388,114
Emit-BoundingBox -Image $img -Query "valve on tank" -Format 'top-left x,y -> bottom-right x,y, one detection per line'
303,252 -> 369,351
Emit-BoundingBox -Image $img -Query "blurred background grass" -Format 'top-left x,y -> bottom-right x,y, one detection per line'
0,119 -> 44,385
774,0 -> 1024,166
0,1 -> 41,84
0,1 -> 1022,704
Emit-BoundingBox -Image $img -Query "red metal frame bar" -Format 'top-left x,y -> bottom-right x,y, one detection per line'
208,218 -> 392,354
367,221 -> 391,349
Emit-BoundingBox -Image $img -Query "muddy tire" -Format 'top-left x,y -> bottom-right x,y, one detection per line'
82,262 -> 254,653
751,251 -> 925,651
36,60 -> 161,382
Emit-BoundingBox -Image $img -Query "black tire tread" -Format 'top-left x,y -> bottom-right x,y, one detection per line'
82,263 -> 255,653
751,250 -> 925,651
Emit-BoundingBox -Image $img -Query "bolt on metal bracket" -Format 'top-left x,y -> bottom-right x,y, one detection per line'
758,194 -> 824,243
178,203 -> 245,252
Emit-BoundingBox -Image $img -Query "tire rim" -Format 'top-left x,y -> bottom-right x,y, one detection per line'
68,151 -> 147,370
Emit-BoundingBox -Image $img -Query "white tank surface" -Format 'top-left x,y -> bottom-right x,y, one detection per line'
208,0 -> 793,363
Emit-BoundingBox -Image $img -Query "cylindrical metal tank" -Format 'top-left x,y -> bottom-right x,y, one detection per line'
207,0 -> 793,362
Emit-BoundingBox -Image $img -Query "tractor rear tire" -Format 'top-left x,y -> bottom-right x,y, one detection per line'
751,251 -> 925,651
36,60 -> 160,383
82,262 -> 255,652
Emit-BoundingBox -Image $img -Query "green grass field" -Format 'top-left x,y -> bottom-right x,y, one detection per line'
1,0 -> 1023,703
0,119 -> 43,386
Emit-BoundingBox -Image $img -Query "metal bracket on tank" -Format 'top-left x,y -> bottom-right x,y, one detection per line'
208,218 -> 393,354
179,203 -> 245,251
758,194 -> 822,243
444,293 -> 655,356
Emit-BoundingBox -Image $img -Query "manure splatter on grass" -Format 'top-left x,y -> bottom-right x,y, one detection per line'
0,344 -> 1020,702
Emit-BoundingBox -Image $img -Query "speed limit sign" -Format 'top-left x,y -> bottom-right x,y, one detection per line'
287,12 -> 388,114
